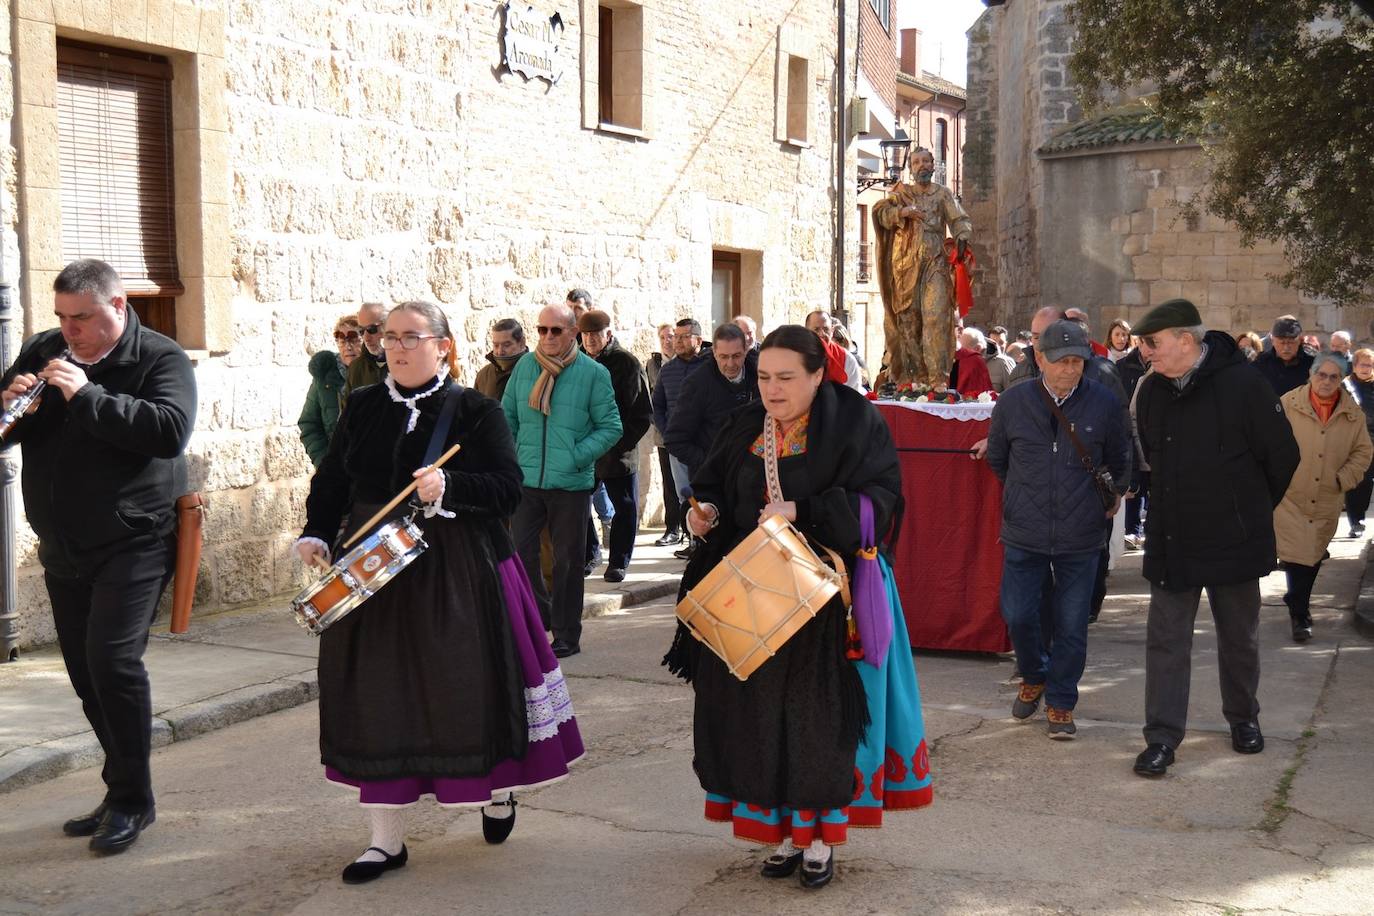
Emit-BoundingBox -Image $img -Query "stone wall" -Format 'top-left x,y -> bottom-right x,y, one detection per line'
4,0 -> 852,649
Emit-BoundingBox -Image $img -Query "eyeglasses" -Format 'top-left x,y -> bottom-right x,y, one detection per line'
536,326 -> 568,337
380,334 -> 439,350
1314,371 -> 1343,382
334,331 -> 361,344
362,323 -> 383,335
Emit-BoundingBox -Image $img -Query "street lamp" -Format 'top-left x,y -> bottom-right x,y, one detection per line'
858,125 -> 912,192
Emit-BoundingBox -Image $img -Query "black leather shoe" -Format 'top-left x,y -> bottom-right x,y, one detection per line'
63,804 -> 108,837
341,845 -> 408,884
798,849 -> 834,889
481,796 -> 517,844
1133,743 -> 1175,777
673,544 -> 695,560
1231,722 -> 1264,754
760,849 -> 803,878
551,640 -> 580,659
89,808 -> 155,854
1291,617 -> 1313,643
654,531 -> 683,547
604,566 -> 626,583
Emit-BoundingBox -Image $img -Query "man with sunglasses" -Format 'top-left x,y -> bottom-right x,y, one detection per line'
1130,299 -> 1299,778
504,303 -> 622,658
343,302 -> 389,397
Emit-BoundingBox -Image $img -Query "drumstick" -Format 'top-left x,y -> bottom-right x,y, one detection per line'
339,442 -> 463,550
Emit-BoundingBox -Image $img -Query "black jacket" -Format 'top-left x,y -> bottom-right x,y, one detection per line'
987,375 -> 1132,555
591,338 -> 652,479
1135,331 -> 1300,588
1,310 -> 196,576
1254,348 -> 1314,397
1344,375 -> 1374,439
1116,348 -> 1150,404
664,356 -> 759,474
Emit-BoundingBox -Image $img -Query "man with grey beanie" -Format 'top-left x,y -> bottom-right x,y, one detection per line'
1130,299 -> 1299,777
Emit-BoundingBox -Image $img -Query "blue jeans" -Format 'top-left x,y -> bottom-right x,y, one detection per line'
1000,545 -> 1099,710
591,482 -> 615,523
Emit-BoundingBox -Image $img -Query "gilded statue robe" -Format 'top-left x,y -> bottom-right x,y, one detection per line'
872,182 -> 972,389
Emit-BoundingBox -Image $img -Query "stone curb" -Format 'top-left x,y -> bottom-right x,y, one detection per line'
1354,541 -> 1374,640
0,577 -> 676,795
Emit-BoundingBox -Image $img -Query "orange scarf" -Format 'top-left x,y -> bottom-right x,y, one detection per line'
1309,387 -> 1338,425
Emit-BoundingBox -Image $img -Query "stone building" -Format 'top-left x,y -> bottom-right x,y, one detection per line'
961,0 -> 1373,339
0,0 -> 852,648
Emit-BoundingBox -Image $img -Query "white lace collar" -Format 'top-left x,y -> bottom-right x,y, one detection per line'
384,375 -> 445,433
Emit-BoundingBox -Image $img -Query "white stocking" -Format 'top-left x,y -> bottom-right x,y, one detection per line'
355,808 -> 406,863
802,839 -> 829,864
770,837 -> 797,859
483,790 -> 514,819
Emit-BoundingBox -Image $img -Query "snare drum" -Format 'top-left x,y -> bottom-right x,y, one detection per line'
291,518 -> 428,635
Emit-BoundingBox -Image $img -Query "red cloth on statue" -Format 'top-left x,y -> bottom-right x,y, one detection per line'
876,404 -> 1011,653
822,338 -> 849,384
950,348 -> 994,397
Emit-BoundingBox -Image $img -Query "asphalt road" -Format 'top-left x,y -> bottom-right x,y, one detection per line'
2,543 -> 1372,915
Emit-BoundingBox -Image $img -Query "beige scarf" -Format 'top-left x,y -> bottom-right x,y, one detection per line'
528,341 -> 579,415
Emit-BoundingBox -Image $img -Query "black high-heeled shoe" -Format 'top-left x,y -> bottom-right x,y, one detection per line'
481,796 -> 518,844
799,848 -> 834,889
760,849 -> 803,878
341,845 -> 408,884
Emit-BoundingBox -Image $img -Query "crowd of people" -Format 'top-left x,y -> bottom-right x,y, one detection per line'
9,257 -> 1366,890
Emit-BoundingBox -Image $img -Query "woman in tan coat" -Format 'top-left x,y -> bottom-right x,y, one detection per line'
1275,354 -> 1373,642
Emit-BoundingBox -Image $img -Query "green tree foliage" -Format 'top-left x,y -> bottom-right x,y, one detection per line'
1067,1 -> 1374,304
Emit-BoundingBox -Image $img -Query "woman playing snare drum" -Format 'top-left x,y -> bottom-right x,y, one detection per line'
296,301 -> 583,885
664,325 -> 933,890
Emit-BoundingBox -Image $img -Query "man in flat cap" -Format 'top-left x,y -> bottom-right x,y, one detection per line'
1254,315 -> 1314,396
1129,299 -> 1299,777
578,309 -> 651,583
987,320 -> 1131,740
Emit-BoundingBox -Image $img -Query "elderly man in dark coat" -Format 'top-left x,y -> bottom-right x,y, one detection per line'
579,309 -> 652,583
664,322 -> 758,480
1131,299 -> 1300,778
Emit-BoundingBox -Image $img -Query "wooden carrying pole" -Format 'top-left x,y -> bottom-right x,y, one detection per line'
340,442 -> 462,550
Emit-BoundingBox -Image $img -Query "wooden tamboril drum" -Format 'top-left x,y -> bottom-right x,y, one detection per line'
290,518 -> 427,635
675,514 -> 846,681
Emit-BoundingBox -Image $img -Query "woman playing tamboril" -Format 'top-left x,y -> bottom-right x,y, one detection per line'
296,301 -> 583,885
665,325 -> 933,890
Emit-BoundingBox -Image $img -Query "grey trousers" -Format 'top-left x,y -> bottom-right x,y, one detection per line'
512,486 -> 591,647
1144,579 -> 1262,749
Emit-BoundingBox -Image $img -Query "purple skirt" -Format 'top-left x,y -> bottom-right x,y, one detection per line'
326,555 -> 584,807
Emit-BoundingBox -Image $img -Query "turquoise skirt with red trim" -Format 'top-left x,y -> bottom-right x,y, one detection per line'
704,555 -> 932,846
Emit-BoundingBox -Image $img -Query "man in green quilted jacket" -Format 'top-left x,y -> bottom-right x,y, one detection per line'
504,302 -> 622,658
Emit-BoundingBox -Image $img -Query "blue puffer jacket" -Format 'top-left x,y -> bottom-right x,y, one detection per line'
502,349 -> 622,492
986,375 -> 1132,555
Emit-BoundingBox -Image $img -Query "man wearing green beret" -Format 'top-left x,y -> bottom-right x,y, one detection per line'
1129,299 -> 1299,778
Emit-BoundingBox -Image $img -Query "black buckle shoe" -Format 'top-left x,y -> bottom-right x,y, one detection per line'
760,849 -> 803,878
89,808 -> 155,855
481,796 -> 518,845
342,845 -> 408,884
1133,743 -> 1175,778
1231,721 -> 1264,754
799,849 -> 834,889
63,804 -> 108,838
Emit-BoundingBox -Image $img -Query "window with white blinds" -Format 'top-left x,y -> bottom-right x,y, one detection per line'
56,40 -> 181,300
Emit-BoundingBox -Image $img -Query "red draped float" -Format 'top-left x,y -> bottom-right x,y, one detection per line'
876,402 -> 1011,654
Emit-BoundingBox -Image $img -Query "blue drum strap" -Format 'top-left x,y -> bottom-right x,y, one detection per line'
423,382 -> 463,467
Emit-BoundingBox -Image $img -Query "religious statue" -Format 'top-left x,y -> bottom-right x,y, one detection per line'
872,148 -> 973,391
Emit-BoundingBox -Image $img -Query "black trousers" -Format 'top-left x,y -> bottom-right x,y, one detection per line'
513,487 -> 590,647
1282,560 -> 1324,621
598,474 -> 639,569
1344,468 -> 1373,527
656,446 -> 682,535
1143,580 -> 1261,749
47,535 -> 175,814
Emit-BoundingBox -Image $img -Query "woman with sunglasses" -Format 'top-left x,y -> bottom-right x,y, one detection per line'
297,301 -> 584,884
298,315 -> 363,467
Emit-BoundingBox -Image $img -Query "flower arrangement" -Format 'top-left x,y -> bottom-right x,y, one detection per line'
976,391 -> 998,403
